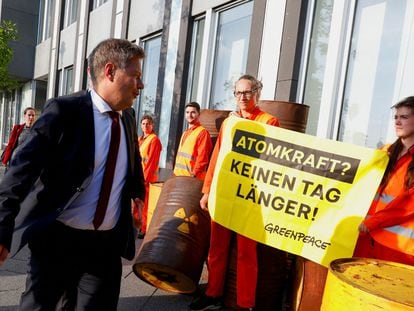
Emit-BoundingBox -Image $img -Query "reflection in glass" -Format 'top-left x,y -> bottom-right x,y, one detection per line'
302,0 -> 333,135
339,0 -> 412,148
210,1 -> 253,110
135,35 -> 161,130
187,18 -> 205,102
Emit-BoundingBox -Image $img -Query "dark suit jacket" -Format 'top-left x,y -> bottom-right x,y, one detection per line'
0,90 -> 145,260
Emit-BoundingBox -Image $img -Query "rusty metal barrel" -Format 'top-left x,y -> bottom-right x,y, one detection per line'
321,258 -> 414,310
133,176 -> 211,294
223,238 -> 290,310
199,109 -> 231,146
291,257 -> 328,311
258,100 -> 309,133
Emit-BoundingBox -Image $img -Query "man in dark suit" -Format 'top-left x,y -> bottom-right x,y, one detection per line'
0,38 -> 146,310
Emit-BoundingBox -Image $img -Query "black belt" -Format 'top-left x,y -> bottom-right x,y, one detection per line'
53,221 -> 118,240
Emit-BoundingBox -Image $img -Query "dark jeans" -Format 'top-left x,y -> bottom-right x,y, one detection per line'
20,222 -> 122,311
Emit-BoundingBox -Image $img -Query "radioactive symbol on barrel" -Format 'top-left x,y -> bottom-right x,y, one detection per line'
173,208 -> 198,234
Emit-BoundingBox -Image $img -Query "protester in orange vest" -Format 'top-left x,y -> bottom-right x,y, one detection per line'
189,75 -> 280,311
133,115 -> 162,238
173,102 -> 212,181
354,96 -> 414,266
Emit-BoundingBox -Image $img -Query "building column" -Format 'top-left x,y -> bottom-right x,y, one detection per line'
275,0 -> 308,101
47,0 -> 63,98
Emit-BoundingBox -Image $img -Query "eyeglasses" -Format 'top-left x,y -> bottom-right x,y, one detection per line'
233,89 -> 257,98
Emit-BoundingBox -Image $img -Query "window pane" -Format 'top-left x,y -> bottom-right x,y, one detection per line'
187,18 -> 205,102
38,0 -> 52,43
135,36 -> 161,130
210,1 -> 253,110
70,0 -> 78,25
64,67 -> 74,95
93,0 -> 108,9
64,0 -> 78,28
338,0 -> 414,148
302,0 -> 333,135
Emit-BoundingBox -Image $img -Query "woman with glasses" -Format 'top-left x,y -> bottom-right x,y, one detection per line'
354,96 -> 414,266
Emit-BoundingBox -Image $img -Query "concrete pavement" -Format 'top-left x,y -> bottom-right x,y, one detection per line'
0,165 -> 204,310
0,239 -> 201,310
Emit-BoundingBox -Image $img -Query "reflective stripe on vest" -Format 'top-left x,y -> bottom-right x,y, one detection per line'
174,125 -> 206,177
254,111 -> 275,123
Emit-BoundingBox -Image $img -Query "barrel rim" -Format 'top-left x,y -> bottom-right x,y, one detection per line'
258,100 -> 310,109
328,257 -> 414,306
133,261 -> 197,294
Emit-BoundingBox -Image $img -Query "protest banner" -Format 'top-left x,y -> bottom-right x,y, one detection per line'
208,117 -> 389,267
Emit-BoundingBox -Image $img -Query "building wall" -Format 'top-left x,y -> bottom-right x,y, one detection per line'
192,0 -> 230,15
86,1 -> 113,56
58,23 -> 77,69
2,0 -> 39,81
128,0 -> 164,40
34,39 -> 51,79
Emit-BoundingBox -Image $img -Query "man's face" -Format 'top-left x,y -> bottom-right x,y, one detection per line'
185,107 -> 200,125
141,119 -> 153,135
24,109 -> 36,127
110,56 -> 144,111
234,79 -> 257,113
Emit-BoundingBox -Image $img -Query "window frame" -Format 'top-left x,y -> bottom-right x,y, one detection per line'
92,0 -> 109,10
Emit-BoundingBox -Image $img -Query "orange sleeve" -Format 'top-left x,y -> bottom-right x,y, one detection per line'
193,129 -> 213,179
143,137 -> 162,183
202,130 -> 221,194
364,188 -> 414,231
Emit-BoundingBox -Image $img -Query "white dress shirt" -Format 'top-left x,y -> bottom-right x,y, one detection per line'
57,90 -> 128,230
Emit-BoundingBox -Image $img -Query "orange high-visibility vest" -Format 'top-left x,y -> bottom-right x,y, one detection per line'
174,125 -> 207,178
366,144 -> 414,255
139,133 -> 159,183
252,111 -> 275,124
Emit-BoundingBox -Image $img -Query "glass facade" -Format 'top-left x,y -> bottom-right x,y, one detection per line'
339,0 -> 414,148
136,35 -> 162,130
210,1 -> 253,110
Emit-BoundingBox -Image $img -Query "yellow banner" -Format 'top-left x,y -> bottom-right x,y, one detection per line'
208,117 -> 389,267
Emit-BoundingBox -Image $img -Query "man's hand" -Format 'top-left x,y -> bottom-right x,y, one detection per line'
200,193 -> 209,211
132,198 -> 144,230
133,198 -> 144,211
0,245 -> 9,266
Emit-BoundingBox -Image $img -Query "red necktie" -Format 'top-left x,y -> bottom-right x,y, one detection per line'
93,111 -> 121,229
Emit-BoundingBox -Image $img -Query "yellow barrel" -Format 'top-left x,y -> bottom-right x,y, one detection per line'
147,182 -> 163,229
321,258 -> 414,310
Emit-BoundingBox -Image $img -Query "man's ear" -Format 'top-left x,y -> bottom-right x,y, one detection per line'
104,63 -> 116,81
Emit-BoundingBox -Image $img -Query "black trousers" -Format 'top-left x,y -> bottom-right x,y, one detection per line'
20,222 -> 122,311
